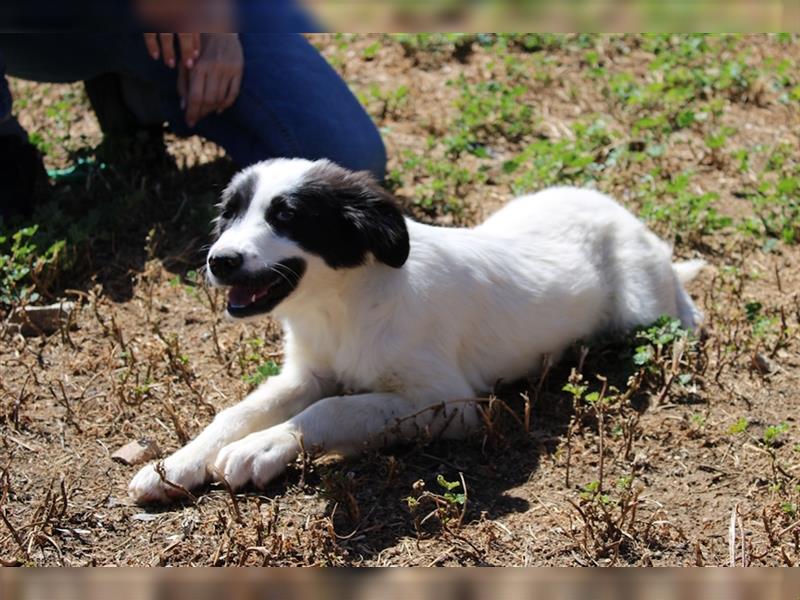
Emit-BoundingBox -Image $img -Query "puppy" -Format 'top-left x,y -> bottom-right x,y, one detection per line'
129,158 -> 703,503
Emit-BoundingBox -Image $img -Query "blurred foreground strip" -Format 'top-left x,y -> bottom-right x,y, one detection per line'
2,569 -> 800,600
308,0 -> 795,32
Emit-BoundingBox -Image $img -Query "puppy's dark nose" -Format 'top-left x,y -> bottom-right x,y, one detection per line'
208,251 -> 243,279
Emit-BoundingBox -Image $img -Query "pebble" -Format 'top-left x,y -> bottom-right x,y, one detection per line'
10,301 -> 75,336
111,439 -> 161,466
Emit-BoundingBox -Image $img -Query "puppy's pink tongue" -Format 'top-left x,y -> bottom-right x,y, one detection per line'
229,286 -> 255,308
228,285 -> 272,308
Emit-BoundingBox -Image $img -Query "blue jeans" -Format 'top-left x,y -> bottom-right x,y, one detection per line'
0,33 -> 386,179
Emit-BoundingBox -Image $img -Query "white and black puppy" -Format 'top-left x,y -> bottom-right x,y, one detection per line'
129,158 -> 704,503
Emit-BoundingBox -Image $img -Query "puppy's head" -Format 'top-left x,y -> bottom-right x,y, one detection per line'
207,158 -> 409,319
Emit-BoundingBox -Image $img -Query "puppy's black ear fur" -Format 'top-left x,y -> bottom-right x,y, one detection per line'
343,171 -> 409,268
302,162 -> 409,269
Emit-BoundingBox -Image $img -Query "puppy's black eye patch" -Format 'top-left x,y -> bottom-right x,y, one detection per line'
220,202 -> 238,220
219,172 -> 256,219
274,207 -> 294,223
214,171 -> 258,238
265,196 -> 298,228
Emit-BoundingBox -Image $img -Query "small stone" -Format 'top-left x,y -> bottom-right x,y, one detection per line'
11,301 -> 75,336
131,513 -> 160,522
753,353 -> 776,375
106,496 -> 131,508
111,439 -> 161,466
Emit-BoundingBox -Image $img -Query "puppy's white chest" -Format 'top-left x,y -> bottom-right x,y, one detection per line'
325,331 -> 404,394
332,350 -> 385,392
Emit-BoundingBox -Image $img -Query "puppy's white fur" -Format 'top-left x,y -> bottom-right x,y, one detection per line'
130,159 -> 702,502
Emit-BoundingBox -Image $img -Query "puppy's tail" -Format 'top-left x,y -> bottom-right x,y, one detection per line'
672,259 -> 706,331
672,259 -> 706,285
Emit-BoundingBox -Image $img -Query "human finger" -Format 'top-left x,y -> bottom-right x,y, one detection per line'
144,33 -> 160,60
159,33 -> 176,68
177,33 -> 198,69
186,67 -> 208,126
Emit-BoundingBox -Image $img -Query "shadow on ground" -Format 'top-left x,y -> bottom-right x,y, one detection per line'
4,141 -> 237,304
205,348 -> 651,565
318,350 -> 655,563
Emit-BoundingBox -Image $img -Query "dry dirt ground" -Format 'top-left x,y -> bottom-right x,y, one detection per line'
1,34 -> 800,566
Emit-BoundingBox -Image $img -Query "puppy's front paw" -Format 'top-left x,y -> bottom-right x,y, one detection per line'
213,426 -> 299,490
128,456 -> 209,504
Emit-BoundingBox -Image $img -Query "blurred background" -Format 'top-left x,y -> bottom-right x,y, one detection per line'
2,569 -> 800,600
308,0 -> 793,33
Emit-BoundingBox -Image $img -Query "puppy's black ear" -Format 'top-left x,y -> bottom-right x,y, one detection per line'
344,172 -> 409,268
303,162 -> 409,268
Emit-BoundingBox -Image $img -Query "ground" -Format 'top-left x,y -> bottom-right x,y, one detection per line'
1,34 -> 799,566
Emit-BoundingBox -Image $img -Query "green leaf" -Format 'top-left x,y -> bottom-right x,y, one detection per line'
764,422 -> 789,446
633,345 -> 654,366
562,382 -> 587,399
729,417 -> 749,435
676,110 -> 695,128
444,492 -> 466,505
744,301 -> 763,323
436,474 -> 461,491
243,360 -> 281,386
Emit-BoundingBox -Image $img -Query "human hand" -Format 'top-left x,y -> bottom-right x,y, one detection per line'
144,33 -> 201,69
177,33 -> 244,127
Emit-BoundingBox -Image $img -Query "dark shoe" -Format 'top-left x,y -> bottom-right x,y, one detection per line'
0,134 -> 48,220
84,72 -> 169,166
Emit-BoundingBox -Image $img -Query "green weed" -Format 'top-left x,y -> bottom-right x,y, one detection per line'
243,360 -> 281,387
639,172 -> 732,244
0,226 -> 65,305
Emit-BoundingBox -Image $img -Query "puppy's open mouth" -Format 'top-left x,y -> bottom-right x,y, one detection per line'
225,258 -> 306,318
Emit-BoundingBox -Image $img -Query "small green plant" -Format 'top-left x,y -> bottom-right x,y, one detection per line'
617,475 -> 634,490
362,41 -> 380,60
639,172 -> 732,244
394,150 -> 486,217
705,126 -> 737,153
581,480 -> 612,505
562,380 -> 588,402
763,423 -> 789,447
729,417 -> 749,435
243,360 -> 281,387
750,176 -> 800,244
445,75 -> 535,157
632,315 -> 691,370
504,119 -> 614,192
744,301 -> 776,339
628,316 -> 698,403
505,33 -> 576,52
405,474 -> 467,532
0,225 -> 66,305
394,33 -> 477,65
568,473 -> 666,563
362,84 -> 410,120
436,474 -> 466,506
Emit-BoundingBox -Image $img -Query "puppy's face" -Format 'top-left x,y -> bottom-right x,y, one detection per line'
207,159 -> 409,319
